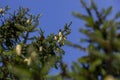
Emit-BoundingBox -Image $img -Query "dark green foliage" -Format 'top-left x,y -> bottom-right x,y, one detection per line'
0,6 -> 71,80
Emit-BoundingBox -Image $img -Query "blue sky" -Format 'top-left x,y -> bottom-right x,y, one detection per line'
1,0 -> 120,75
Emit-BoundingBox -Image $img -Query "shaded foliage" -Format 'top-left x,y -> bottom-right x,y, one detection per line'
64,0 -> 120,80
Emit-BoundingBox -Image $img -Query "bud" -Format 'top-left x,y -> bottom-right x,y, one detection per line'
104,75 -> 115,80
58,31 -> 62,37
59,36 -> 62,41
58,36 -> 62,43
26,19 -> 30,23
0,8 -> 4,16
54,36 -> 57,40
31,51 -> 37,60
39,46 -> 43,51
58,39 -> 60,43
63,36 -> 66,40
16,44 -> 22,56
0,8 -> 3,13
59,42 -> 64,46
24,57 -> 31,66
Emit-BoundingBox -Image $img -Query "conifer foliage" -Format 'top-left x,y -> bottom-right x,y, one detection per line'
1,0 -> 120,80
0,6 -> 71,80
65,0 -> 120,80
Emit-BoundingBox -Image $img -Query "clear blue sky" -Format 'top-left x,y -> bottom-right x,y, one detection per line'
1,0 -> 120,75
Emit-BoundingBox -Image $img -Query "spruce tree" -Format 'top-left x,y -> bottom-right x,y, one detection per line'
1,0 -> 120,80
0,6 -> 71,80
64,0 -> 120,80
